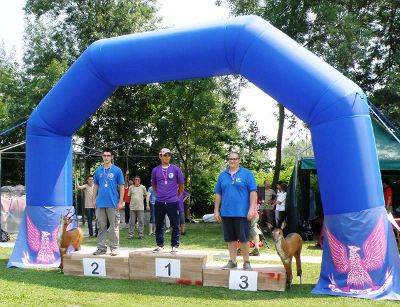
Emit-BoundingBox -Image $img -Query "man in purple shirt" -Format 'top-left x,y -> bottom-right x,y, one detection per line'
151,148 -> 185,253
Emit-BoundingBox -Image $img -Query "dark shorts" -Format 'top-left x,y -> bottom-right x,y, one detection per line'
221,217 -> 250,243
179,211 -> 185,225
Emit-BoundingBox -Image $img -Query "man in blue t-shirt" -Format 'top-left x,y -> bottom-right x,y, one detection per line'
92,149 -> 125,256
214,151 -> 258,270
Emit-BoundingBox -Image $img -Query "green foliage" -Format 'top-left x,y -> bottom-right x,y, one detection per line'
219,0 -> 400,187
0,45 -> 20,129
238,116 -> 275,172
0,45 -> 26,185
144,78 -> 242,215
254,170 -> 270,186
219,0 -> 399,99
0,0 -> 275,216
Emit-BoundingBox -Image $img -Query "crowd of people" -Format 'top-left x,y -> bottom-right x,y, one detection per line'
76,147 -> 288,271
77,147 -> 189,256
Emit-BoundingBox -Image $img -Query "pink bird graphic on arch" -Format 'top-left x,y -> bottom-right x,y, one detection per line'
26,215 -> 60,264
325,215 -> 387,292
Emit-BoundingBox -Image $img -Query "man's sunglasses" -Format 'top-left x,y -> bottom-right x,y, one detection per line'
160,153 -> 171,157
228,158 -> 240,161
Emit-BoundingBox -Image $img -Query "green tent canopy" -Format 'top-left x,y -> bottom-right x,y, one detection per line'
300,117 -> 400,171
287,103 -> 400,231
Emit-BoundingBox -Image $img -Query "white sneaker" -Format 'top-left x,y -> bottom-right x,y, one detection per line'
153,246 -> 164,253
171,246 -> 178,254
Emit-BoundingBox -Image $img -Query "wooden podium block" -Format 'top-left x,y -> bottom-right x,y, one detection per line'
203,264 -> 286,291
63,251 -> 130,279
129,250 -> 211,285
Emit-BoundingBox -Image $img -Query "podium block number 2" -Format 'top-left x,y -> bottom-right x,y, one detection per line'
155,258 -> 181,278
83,258 -> 106,277
229,270 -> 258,291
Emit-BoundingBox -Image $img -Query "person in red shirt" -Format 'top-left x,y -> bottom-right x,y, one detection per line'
383,179 -> 393,212
123,171 -> 133,228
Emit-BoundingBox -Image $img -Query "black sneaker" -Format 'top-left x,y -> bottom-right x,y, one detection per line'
93,249 -> 106,255
222,260 -> 237,270
243,261 -> 252,271
153,246 -> 164,253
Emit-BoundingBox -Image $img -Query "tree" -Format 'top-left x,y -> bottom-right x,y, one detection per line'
146,78 -> 242,215
0,44 -> 26,185
21,1 -> 246,215
217,0 -> 312,188
238,115 -> 275,172
24,0 -> 160,178
218,0 -> 400,182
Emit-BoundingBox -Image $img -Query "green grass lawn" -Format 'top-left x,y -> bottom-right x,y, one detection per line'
83,223 -> 324,257
0,224 -> 393,306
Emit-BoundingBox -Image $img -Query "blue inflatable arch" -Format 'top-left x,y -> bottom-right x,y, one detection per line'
10,16 -> 400,299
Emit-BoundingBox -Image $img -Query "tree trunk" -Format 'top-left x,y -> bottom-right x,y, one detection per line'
272,104 -> 285,189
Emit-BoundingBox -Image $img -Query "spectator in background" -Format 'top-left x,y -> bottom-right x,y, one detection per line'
178,190 -> 190,235
383,179 -> 393,213
275,181 -> 287,228
147,186 -> 170,234
248,211 -> 263,256
76,175 -> 97,237
128,176 -> 147,239
123,171 -> 133,229
392,180 -> 400,218
260,180 -> 276,229
147,186 -> 156,235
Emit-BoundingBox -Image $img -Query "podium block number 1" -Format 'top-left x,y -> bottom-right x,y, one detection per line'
229,270 -> 258,291
155,258 -> 181,278
83,258 -> 106,277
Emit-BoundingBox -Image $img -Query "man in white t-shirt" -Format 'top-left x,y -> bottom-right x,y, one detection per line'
128,176 -> 147,239
275,181 -> 287,228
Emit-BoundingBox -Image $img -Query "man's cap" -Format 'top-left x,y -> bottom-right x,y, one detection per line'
160,148 -> 171,155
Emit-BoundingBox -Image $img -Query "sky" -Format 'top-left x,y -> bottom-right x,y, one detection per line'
0,0 -> 308,149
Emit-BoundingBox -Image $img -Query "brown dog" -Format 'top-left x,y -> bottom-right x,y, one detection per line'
59,215 -> 84,270
272,228 -> 302,288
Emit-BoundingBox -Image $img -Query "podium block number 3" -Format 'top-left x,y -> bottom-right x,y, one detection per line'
155,258 -> 181,278
229,270 -> 258,291
83,258 -> 106,277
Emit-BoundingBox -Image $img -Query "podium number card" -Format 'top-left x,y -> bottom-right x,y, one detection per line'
83,258 -> 106,277
229,270 -> 258,291
155,258 -> 181,278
